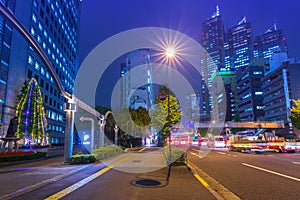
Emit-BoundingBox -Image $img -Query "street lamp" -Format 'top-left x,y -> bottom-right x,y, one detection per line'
114,124 -> 119,145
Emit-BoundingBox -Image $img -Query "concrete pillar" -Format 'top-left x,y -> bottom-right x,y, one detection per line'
64,102 -> 76,164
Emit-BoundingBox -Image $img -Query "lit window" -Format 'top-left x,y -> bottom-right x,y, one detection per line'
32,14 -> 37,23
30,27 -> 35,36
51,111 -> 56,120
253,71 -> 262,75
49,37 -> 52,44
37,35 -> 42,43
28,55 -> 34,65
35,61 -> 40,70
44,30 -> 48,38
43,42 -> 46,49
38,22 -> 43,31
46,72 -> 50,79
41,67 -> 45,75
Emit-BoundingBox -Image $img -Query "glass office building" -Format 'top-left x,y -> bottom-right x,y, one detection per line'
1,0 -> 81,144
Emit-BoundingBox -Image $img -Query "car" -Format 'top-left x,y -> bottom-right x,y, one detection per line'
198,137 -> 208,147
214,136 -> 226,148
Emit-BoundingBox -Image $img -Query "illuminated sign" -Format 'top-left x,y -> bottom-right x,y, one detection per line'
82,134 -> 90,145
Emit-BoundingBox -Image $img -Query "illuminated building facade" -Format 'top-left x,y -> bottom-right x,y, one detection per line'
253,24 -> 288,59
237,65 -> 265,121
227,17 -> 253,70
1,0 -> 81,144
200,6 -> 225,122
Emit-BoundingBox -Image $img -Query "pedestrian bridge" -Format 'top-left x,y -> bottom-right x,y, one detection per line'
183,121 -> 285,129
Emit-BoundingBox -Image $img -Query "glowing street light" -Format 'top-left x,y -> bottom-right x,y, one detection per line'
165,47 -> 176,58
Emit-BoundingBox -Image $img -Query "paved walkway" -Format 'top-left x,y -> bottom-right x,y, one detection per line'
0,147 -> 217,200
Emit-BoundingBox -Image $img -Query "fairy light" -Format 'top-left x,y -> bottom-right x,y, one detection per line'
15,78 -> 48,145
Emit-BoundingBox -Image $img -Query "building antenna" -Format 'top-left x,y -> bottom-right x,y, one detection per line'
212,5 -> 220,18
265,22 -> 277,33
238,16 -> 247,25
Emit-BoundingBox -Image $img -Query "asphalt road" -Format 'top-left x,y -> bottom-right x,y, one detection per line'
188,147 -> 300,200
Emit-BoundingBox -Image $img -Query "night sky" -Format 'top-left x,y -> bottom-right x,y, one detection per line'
78,0 -> 300,107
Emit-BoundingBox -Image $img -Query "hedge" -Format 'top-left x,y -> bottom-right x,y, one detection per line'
70,154 -> 96,164
92,146 -> 124,160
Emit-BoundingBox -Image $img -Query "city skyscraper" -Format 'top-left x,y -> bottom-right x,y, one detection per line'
120,49 -> 153,110
227,17 -> 253,70
237,65 -> 265,121
200,5 -> 225,122
1,0 -> 81,144
253,24 -> 288,59
0,0 -> 15,125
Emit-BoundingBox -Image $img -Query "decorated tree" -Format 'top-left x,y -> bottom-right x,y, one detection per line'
15,78 -> 48,145
291,99 -> 300,129
150,85 -> 182,139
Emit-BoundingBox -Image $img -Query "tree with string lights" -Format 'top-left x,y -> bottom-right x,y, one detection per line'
15,78 -> 48,145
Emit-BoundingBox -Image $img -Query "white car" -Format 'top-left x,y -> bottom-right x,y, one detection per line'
214,136 -> 226,148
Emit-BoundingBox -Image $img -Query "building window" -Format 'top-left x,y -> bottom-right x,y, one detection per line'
32,13 -> 37,23
30,27 -> 35,36
41,67 -> 45,75
28,55 -> 34,65
38,22 -> 43,31
40,79 -> 44,88
35,61 -> 40,70
27,70 -> 32,79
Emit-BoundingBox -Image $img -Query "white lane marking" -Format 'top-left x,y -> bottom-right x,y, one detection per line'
292,161 -> 300,165
217,151 -> 237,158
190,152 -> 197,156
242,163 -> 300,182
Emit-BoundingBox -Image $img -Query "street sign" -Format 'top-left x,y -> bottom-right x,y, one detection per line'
158,91 -> 167,101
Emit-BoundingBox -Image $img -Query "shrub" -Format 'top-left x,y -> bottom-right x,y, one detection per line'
70,154 -> 96,164
164,147 -> 187,166
92,145 -> 123,160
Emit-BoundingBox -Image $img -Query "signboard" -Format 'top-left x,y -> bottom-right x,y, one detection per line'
158,91 -> 167,101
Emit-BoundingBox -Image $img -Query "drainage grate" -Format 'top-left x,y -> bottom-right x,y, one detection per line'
132,160 -> 141,163
134,179 -> 161,187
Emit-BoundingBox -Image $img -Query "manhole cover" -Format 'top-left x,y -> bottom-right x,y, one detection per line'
134,179 -> 161,187
132,160 -> 141,163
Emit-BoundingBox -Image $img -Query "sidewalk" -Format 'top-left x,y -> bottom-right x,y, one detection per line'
0,147 -> 217,200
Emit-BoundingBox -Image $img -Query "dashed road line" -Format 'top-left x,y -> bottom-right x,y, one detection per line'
217,151 -> 237,158
242,163 -> 300,182
292,161 -> 300,165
